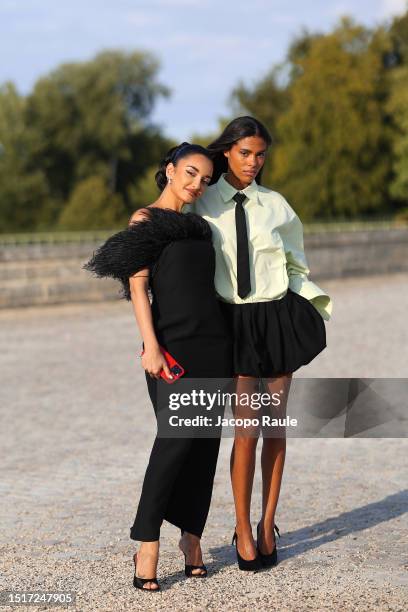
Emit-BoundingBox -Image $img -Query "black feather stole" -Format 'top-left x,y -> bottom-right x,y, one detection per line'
83,207 -> 212,301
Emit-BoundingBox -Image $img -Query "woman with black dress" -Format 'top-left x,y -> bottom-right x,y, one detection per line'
83,143 -> 232,591
192,117 -> 333,571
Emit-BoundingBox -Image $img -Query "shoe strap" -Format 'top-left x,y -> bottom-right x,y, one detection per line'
135,575 -> 159,585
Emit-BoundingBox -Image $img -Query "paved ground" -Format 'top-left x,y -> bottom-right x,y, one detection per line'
1,273 -> 407,611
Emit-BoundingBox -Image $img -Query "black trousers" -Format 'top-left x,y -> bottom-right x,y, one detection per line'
129,374 -> 222,541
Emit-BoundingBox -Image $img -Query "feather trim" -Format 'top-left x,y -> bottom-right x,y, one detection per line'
82,207 -> 212,301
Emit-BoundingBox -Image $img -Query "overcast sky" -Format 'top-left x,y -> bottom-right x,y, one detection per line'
1,0 -> 407,140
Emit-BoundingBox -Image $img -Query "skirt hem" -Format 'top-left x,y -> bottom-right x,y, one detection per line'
219,289 -> 326,377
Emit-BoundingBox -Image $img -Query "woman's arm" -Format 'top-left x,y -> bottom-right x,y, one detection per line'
129,210 -> 173,378
128,210 -> 172,379
83,208 -> 172,377
128,273 -> 172,380
279,206 -> 333,321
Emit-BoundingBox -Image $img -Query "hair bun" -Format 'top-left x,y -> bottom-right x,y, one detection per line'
154,144 -> 182,191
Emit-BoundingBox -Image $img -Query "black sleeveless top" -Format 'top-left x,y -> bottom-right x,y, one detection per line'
83,208 -> 232,377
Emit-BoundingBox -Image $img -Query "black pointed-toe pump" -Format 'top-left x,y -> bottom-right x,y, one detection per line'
256,522 -> 280,567
231,530 -> 262,571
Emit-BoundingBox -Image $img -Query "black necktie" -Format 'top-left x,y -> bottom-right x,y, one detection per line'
233,192 -> 251,298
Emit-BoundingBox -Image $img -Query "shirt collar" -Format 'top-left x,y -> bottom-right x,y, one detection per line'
216,173 -> 259,203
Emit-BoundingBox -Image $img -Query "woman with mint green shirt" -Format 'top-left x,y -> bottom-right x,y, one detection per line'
192,116 -> 332,571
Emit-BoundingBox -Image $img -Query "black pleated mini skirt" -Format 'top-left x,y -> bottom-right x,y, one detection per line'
219,289 -> 326,377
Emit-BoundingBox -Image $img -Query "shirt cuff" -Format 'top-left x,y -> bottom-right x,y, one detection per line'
288,275 -> 332,321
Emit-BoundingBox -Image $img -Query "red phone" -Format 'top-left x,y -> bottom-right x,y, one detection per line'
140,345 -> 185,384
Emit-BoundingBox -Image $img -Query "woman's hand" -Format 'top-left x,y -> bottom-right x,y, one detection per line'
141,346 -> 173,380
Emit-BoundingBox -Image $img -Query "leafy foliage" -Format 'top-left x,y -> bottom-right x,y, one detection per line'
0,50 -> 170,230
229,15 -> 408,220
1,11 -> 408,230
58,176 -> 128,230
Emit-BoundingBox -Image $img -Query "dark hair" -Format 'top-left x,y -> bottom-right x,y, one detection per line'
155,142 -> 213,191
207,116 -> 272,185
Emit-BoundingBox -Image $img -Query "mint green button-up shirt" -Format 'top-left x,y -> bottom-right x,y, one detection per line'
190,174 -> 332,321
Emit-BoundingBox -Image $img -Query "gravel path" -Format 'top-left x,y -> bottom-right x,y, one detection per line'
1,273 -> 407,611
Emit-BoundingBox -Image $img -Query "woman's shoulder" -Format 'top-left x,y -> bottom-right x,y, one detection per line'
257,185 -> 298,219
257,184 -> 288,203
128,206 -> 212,240
83,206 -> 210,302
128,207 -> 151,224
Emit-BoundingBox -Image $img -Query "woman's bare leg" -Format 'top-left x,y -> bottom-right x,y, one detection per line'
134,541 -> 160,590
258,373 -> 292,554
179,532 -> 206,575
230,375 -> 260,560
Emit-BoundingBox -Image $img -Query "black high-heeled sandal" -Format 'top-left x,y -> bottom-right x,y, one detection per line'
132,552 -> 161,592
180,530 -> 207,577
231,530 -> 262,571
256,521 -> 280,567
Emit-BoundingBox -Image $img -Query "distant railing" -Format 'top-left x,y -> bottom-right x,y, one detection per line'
303,219 -> 408,234
0,219 -> 407,245
0,230 -> 118,246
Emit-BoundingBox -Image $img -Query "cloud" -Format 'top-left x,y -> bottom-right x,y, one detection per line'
378,0 -> 407,18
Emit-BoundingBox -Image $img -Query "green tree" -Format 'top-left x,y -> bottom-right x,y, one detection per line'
271,18 -> 393,220
58,176 -> 127,230
24,50 -> 170,228
0,83 -> 52,231
388,10 -> 408,65
387,65 -> 408,204
128,164 -> 161,210
386,11 -> 408,209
